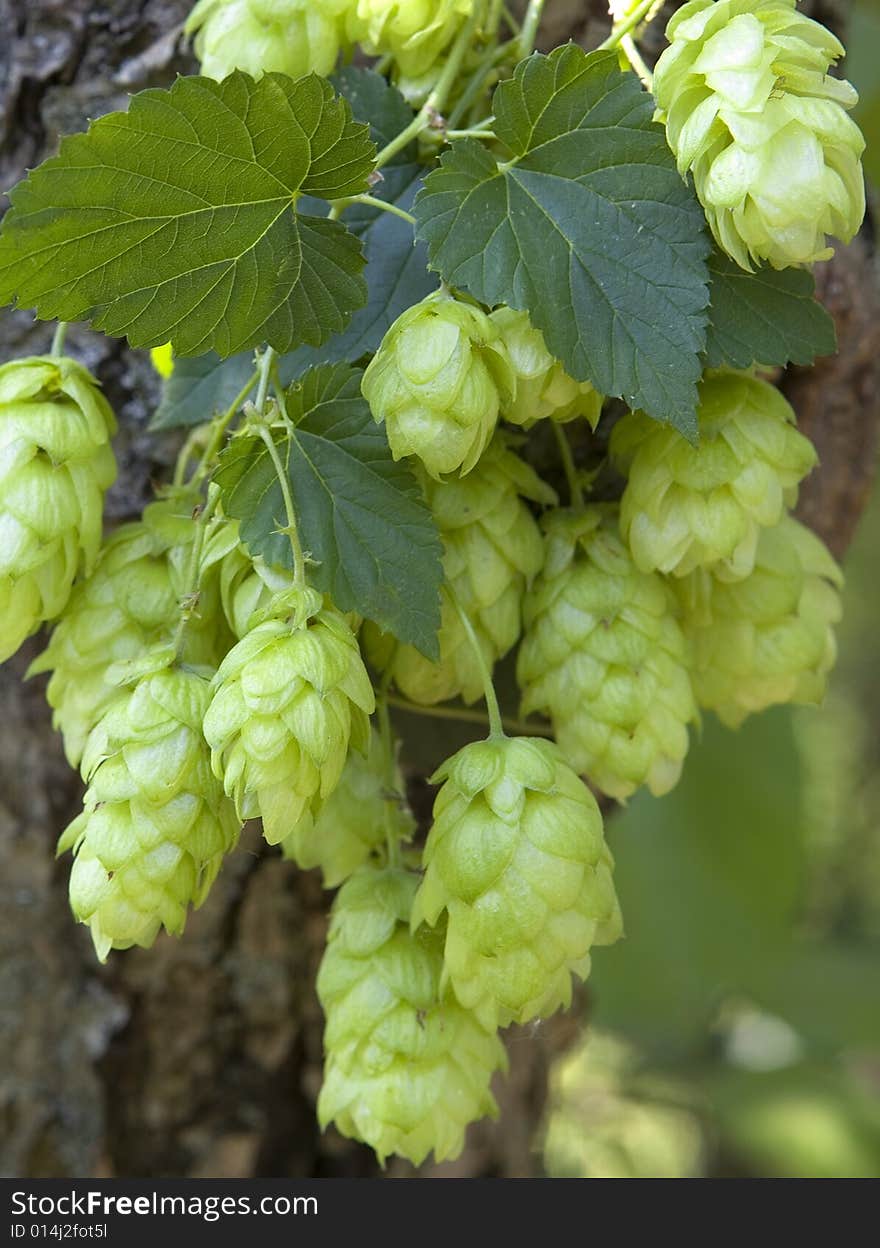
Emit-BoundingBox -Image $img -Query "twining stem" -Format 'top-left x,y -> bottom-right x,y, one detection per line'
50,322 -> 68,357
518,0 -> 546,58
191,368 -> 260,486
257,424 -> 306,588
254,345 -> 275,414
373,11 -> 481,169
621,33 -> 654,89
387,693 -> 554,738
448,588 -> 505,738
598,0 -> 659,50
338,194 -> 417,225
376,673 -> 403,870
446,127 -> 497,140
173,486 -> 220,662
445,40 -> 508,130
553,421 -> 585,509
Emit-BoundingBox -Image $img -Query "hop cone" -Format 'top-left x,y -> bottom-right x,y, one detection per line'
491,307 -> 603,428
0,356 -> 116,663
677,514 -> 843,726
364,434 -> 554,705
185,0 -> 350,80
362,292 -> 515,479
412,735 -> 623,1029
518,508 -> 697,800
58,664 -> 241,961
203,586 -> 375,845
283,728 -> 414,887
611,370 -> 817,580
30,496 -> 230,768
347,0 -> 475,78
654,0 -> 865,268
317,865 -> 507,1165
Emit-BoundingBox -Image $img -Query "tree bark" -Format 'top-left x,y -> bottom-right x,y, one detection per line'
0,0 -> 876,1180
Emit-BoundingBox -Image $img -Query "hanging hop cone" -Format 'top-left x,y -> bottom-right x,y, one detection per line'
490,307 -> 604,428
653,0 -> 865,269
203,585 -> 375,845
281,728 -> 414,887
30,496 -> 232,768
517,507 -> 697,800
185,0 -> 351,80
347,0 -> 476,78
676,514 -> 843,727
58,662 -> 241,962
611,370 -> 817,581
412,735 -> 623,1030
362,292 -> 516,480
0,356 -> 116,664
363,433 -> 555,705
317,864 -> 508,1166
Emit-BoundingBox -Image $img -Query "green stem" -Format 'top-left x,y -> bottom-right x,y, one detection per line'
445,39 -> 507,130
621,33 -> 653,89
257,425 -> 306,588
173,487 -> 219,662
518,0 -> 546,57
254,345 -> 275,414
50,322 -> 68,357
553,421 -> 585,509
446,127 -> 497,140
373,12 -> 481,169
448,589 -> 504,738
501,3 -> 521,34
598,0 -> 658,50
376,677 -> 403,870
191,368 -> 260,487
336,194 -> 417,225
387,693 -> 553,738
173,426 -> 206,488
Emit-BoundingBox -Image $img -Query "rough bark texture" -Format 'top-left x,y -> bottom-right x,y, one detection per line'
0,0 -> 877,1181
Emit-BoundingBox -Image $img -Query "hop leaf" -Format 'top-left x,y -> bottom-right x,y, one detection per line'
281,728 -> 414,887
58,664 -> 241,961
363,432 -> 555,705
361,291 -> 515,479
30,496 -> 233,767
347,0 -> 476,78
317,864 -> 507,1165
676,514 -> 843,726
491,307 -> 603,429
654,0 -> 865,269
202,586 -> 375,844
611,370 -> 817,580
0,356 -> 116,663
518,507 -> 698,800
412,735 -> 622,1029
186,0 -> 351,81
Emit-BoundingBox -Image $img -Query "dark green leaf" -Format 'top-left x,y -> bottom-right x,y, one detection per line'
150,352 -> 257,431
331,66 -> 417,159
0,72 -> 376,356
214,363 -> 443,656
414,47 -> 711,435
705,249 -> 837,370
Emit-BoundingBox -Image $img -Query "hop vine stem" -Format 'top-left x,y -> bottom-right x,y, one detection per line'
50,321 -> 68,357
376,671 -> 404,870
448,589 -> 505,738
386,693 -> 554,739
598,0 -> 659,51
518,0 -> 547,58
172,487 -> 220,662
553,422 -> 585,509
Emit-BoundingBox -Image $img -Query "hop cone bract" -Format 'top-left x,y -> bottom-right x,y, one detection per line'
653,0 -> 865,268
347,0 -> 475,78
317,865 -> 507,1165
0,356 -> 116,663
59,663 -> 241,961
363,433 -> 554,704
203,586 -> 375,844
676,514 -> 843,726
611,370 -> 817,580
362,292 -> 515,479
186,0 -> 350,80
518,507 -> 697,800
412,735 -> 622,1029
491,307 -> 603,428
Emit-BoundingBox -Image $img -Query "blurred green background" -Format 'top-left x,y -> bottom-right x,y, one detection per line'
541,0 -> 880,1179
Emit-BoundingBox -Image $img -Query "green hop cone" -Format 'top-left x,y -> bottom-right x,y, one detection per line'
362,292 -> 515,479
517,507 -> 697,800
676,513 -> 843,726
282,728 -> 414,887
347,0 -> 475,78
203,586 -> 375,845
317,864 -> 507,1165
59,662 -> 241,961
0,356 -> 116,663
653,0 -> 865,269
363,433 -> 554,705
490,307 -> 604,428
412,735 -> 623,1030
611,370 -> 817,580
30,496 -> 232,768
185,0 -> 350,80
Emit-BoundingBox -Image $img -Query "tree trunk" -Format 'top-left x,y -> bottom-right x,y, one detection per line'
0,0 -> 876,1180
